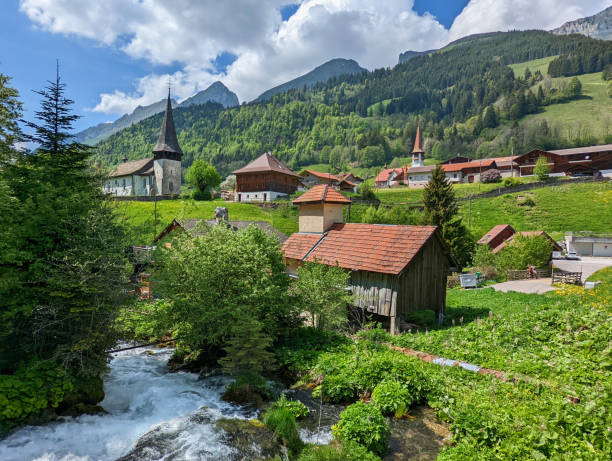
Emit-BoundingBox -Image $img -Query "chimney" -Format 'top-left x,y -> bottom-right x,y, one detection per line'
293,185 -> 350,233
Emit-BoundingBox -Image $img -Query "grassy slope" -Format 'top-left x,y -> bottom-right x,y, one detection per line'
508,55 -> 558,78
458,180 -> 612,240
115,199 -> 298,245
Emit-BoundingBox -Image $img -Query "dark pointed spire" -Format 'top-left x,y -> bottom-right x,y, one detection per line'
412,123 -> 423,154
153,88 -> 183,158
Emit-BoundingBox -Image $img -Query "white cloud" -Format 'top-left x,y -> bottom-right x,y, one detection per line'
449,0 -> 611,40
19,0 -> 612,116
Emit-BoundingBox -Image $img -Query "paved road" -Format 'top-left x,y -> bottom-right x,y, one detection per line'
491,278 -> 557,294
552,256 -> 612,281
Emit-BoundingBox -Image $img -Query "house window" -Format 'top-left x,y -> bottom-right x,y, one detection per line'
122,178 -> 126,187
454,174 -> 457,178
169,181 -> 174,192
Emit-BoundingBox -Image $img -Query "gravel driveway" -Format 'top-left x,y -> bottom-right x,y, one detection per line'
551,256 -> 612,281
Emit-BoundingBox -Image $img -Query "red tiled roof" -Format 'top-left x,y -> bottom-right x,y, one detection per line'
300,170 -> 340,181
375,168 -> 403,182
442,159 -> 497,173
477,224 -> 514,245
293,185 -> 351,204
283,223 -> 439,275
233,152 -> 299,177
281,233 -> 324,260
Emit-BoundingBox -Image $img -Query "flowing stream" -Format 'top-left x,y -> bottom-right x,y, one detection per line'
0,347 -> 255,461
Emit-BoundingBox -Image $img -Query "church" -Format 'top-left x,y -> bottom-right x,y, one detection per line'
103,90 -> 183,197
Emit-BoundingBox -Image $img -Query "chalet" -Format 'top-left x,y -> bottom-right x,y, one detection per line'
299,170 -> 340,187
375,166 -> 408,188
281,185 -> 453,334
103,90 -> 182,197
478,224 -> 561,254
233,152 -> 303,202
338,173 -> 364,185
516,144 -> 612,177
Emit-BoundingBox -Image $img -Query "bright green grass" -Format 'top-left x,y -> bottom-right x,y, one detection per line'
520,72 -> 612,140
297,163 -> 332,173
115,199 -> 298,245
587,267 -> 612,285
459,180 -> 612,240
508,56 -> 558,78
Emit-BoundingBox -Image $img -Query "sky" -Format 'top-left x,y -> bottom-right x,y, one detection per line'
1,0 -> 610,132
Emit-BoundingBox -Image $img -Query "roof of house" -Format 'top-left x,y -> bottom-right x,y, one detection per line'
282,223 -> 439,275
477,224 -> 515,245
549,144 -> 612,156
153,91 -> 183,155
406,165 -> 435,174
154,218 -> 287,243
300,170 -> 340,181
442,159 -> 497,172
442,155 -> 472,164
503,231 -> 562,251
109,157 -> 154,177
338,178 -> 357,187
232,152 -> 300,177
293,184 -> 351,204
375,167 -> 403,182
412,125 -> 424,154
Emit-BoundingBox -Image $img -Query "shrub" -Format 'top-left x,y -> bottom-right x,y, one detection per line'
495,234 -> 553,271
480,169 -> 501,183
356,327 -> 391,343
403,309 -> 436,328
357,182 -> 377,201
262,407 -> 304,457
222,372 -> 273,406
517,196 -> 535,207
534,156 -> 550,181
332,402 -> 390,456
297,440 -> 381,461
269,394 -> 310,419
371,379 -> 414,417
502,177 -> 521,187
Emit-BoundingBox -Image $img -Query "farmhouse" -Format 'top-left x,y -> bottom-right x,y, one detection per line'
233,152 -> 303,202
103,90 -> 183,197
281,185 -> 452,333
478,224 -> 562,254
514,144 -> 612,177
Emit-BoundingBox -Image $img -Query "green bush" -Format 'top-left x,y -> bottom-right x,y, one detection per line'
262,407 -> 304,457
403,309 -> 436,328
356,327 -> 391,343
495,234 -> 553,271
0,361 -> 74,426
371,379 -> 414,417
517,196 -> 535,207
222,372 -> 273,406
502,177 -> 521,187
297,440 -> 381,461
332,402 -> 390,456
270,394 -> 310,419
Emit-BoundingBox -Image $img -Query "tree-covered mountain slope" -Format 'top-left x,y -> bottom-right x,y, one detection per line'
93,30 -> 612,177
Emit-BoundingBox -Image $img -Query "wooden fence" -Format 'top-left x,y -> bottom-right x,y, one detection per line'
552,271 -> 582,285
506,269 -> 550,281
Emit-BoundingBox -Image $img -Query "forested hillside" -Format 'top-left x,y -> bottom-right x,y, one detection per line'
93,31 -> 612,176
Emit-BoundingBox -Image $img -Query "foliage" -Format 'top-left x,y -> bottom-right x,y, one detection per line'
223,372 -> 273,406
153,225 -> 296,357
0,73 -> 22,160
480,168 -> 501,183
262,407 -> 304,457
472,244 -> 497,269
502,177 -> 521,187
495,234 -> 553,271
115,299 -> 172,342
292,261 -> 353,331
297,440 -> 381,461
0,361 -> 73,425
185,159 -> 221,200
332,402 -> 390,456
0,70 -> 129,379
423,165 -> 474,268
356,181 -> 377,200
603,63 -> 612,81
371,379 -> 415,417
269,394 -> 310,419
219,313 -> 276,377
533,156 -> 551,181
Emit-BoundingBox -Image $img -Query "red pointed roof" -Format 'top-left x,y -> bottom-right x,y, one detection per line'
232,152 -> 299,177
300,170 -> 340,181
293,185 -> 351,204
412,125 -> 423,154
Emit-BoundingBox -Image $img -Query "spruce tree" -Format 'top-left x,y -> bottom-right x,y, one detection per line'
423,165 -> 474,268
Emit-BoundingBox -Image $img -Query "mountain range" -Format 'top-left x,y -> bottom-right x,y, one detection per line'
552,5 -> 612,40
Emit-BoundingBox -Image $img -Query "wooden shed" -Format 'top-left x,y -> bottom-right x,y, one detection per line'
282,185 -> 452,333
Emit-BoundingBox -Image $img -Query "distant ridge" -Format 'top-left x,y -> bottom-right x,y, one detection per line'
76,81 -> 239,145
178,81 -> 239,109
398,49 -> 434,64
552,6 -> 612,40
253,58 -> 366,102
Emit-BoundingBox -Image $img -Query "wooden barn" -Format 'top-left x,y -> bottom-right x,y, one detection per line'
282,185 -> 453,333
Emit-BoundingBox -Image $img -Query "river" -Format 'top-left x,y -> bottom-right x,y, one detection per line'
0,347 -> 255,461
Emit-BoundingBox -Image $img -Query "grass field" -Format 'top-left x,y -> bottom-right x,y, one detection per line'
521,72 -> 612,140
459,180 -> 612,240
115,199 -> 298,245
508,55 -> 557,78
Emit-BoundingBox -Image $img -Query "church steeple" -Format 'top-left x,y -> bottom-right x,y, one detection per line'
411,123 -> 424,167
153,88 -> 182,161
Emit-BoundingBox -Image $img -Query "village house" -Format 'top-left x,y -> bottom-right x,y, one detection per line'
103,90 -> 183,197
281,185 -> 453,334
478,224 -> 562,254
233,152 -> 303,202
300,170 -> 359,192
513,145 -> 612,177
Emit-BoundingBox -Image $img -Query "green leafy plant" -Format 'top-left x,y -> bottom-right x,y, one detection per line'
270,394 -> 310,419
534,156 -> 551,181
262,407 -> 304,457
332,402 -> 390,456
371,379 -> 414,417
297,440 -> 381,461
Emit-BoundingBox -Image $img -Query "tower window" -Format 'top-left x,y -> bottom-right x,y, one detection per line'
169,181 -> 174,192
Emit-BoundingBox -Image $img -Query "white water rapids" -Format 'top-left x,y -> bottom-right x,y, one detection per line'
0,348 -> 253,461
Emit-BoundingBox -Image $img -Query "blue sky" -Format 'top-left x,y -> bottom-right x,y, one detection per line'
1,0 -> 607,132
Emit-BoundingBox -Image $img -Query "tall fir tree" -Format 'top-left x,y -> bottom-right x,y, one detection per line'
423,165 -> 474,268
